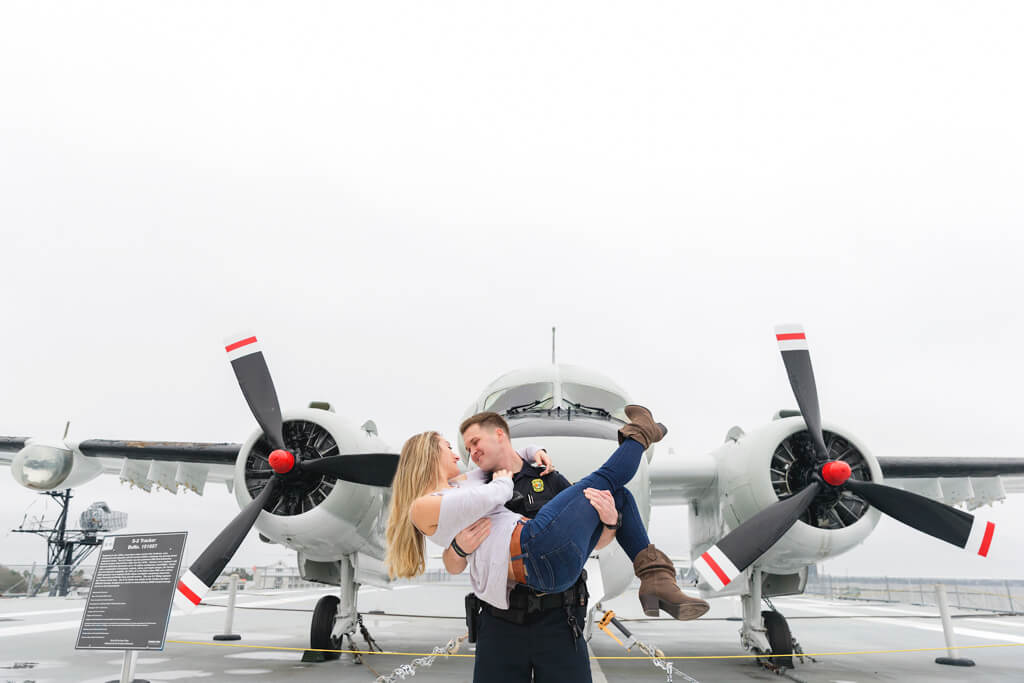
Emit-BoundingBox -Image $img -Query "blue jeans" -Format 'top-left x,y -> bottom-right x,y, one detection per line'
518,439 -> 650,593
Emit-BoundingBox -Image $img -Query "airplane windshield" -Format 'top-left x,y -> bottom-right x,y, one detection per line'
483,382 -> 554,415
561,383 -> 628,422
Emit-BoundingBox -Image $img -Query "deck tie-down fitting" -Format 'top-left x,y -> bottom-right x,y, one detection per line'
598,609 -> 700,683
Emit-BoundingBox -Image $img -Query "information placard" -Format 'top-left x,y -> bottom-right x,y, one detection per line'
75,531 -> 187,651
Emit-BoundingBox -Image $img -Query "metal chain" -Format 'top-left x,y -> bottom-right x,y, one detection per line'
358,614 -> 383,653
596,609 -> 699,683
793,638 -> 817,664
630,638 -> 700,683
370,626 -> 698,683
372,633 -> 467,683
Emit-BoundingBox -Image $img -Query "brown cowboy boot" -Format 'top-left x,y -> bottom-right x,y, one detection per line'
617,404 -> 668,449
633,544 -> 710,620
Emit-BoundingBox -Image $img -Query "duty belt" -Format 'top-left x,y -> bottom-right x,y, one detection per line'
484,571 -> 588,625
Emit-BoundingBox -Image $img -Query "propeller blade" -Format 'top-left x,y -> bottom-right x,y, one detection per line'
302,453 -> 400,487
174,477 -> 281,611
775,324 -> 828,460
845,479 -> 995,556
695,481 -> 822,591
225,335 -> 285,451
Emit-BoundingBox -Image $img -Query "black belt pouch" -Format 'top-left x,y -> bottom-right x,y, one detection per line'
465,593 -> 481,643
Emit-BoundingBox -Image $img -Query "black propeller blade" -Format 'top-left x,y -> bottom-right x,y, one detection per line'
225,335 -> 285,451
695,481 -> 822,590
302,453 -> 401,487
845,479 -> 994,554
775,324 -> 828,461
175,477 -> 282,609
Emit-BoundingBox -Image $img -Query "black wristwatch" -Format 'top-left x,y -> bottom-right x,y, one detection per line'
451,538 -> 471,558
603,512 -> 622,530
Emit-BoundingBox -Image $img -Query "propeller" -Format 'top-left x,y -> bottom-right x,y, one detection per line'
174,335 -> 399,612
302,452 -> 400,486
694,325 -> 996,592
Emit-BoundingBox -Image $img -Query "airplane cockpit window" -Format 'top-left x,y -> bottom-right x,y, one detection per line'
483,382 -> 554,415
560,383 -> 628,422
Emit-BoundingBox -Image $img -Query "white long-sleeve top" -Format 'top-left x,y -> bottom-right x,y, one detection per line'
424,446 -> 542,609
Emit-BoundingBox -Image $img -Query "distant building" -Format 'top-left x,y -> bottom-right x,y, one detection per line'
251,561 -> 318,590
211,573 -> 247,591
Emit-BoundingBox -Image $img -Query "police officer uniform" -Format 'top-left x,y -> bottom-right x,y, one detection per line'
465,462 -> 592,683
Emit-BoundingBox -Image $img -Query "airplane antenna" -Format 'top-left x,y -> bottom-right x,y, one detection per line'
62,420 -> 71,440
551,326 -> 556,364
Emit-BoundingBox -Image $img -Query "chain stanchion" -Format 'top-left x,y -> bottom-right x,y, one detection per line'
597,610 -> 700,683
372,632 -> 468,683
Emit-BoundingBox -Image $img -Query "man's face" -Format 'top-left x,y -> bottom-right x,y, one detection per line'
462,423 -> 504,472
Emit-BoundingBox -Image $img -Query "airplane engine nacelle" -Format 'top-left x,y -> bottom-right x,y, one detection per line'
233,408 -> 393,563
10,440 -> 103,491
710,416 -> 883,576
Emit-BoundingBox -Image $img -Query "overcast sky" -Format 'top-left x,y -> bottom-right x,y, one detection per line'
2,2 -> 1022,581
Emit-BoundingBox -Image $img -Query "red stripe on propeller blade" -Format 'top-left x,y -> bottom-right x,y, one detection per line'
979,522 -> 995,557
776,333 -> 807,341
225,337 -> 258,353
177,580 -> 201,605
702,552 -> 731,586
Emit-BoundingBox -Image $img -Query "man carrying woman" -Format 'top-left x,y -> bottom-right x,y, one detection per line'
385,405 -> 709,623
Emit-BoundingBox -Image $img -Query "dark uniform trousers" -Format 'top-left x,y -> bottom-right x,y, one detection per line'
473,599 -> 591,683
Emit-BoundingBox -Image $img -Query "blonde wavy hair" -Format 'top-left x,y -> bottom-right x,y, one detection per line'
385,430 -> 444,580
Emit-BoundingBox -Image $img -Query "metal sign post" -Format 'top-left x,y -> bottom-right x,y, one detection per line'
213,573 -> 242,641
117,650 -> 141,683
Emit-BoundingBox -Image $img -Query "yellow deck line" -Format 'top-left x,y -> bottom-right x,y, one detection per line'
165,639 -> 1024,660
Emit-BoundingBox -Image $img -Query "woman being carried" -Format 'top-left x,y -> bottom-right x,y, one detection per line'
386,406 -> 709,620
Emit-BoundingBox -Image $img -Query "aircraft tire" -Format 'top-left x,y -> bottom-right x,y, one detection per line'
761,610 -> 794,669
311,594 -> 343,660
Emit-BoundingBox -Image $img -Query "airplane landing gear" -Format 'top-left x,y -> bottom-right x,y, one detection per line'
739,569 -> 772,656
307,555 -> 381,663
739,569 -> 814,673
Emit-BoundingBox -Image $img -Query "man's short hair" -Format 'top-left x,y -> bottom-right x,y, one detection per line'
459,411 -> 510,437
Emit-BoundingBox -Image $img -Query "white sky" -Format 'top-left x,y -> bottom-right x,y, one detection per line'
1,2 -> 1023,580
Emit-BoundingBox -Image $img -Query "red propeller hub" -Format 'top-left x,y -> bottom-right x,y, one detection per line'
821,460 -> 852,486
268,449 -> 296,474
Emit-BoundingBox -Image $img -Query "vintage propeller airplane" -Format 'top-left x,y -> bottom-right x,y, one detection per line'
2,326 -> 1024,667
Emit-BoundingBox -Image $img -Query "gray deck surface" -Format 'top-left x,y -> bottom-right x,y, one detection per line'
2,584 -> 1022,682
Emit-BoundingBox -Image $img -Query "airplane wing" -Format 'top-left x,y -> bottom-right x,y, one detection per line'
75,439 -> 240,465
876,456 -> 1024,510
0,437 -> 30,463
1,436 -> 240,494
76,439 -> 241,491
